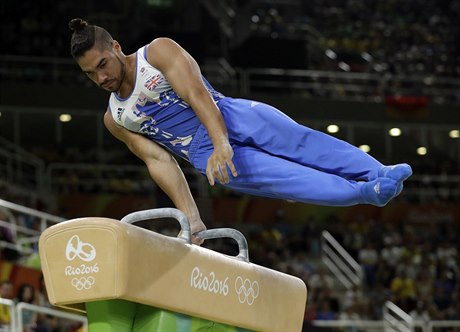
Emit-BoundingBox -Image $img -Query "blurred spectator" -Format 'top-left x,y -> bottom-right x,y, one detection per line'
415,270 -> 434,301
390,268 -> 416,311
436,240 -> 458,270
35,275 -> 57,332
342,283 -> 367,315
409,300 -> 431,323
0,208 -> 20,262
308,265 -> 335,294
375,261 -> 395,289
380,241 -> 403,268
395,254 -> 420,282
315,301 -> 337,320
432,268 -> 455,313
304,302 -> 317,324
0,280 -> 14,328
368,283 -> 393,319
446,292 -> 460,319
15,283 -> 45,332
338,304 -> 363,332
358,241 -> 379,287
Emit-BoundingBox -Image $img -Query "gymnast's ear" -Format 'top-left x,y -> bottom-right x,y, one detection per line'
111,40 -> 122,53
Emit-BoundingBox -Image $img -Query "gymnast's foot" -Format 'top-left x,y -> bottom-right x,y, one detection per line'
378,163 -> 412,197
360,177 -> 398,207
379,163 -> 413,182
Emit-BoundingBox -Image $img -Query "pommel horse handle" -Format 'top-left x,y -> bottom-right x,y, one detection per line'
120,208 -> 249,263
120,208 -> 191,244
195,229 -> 249,263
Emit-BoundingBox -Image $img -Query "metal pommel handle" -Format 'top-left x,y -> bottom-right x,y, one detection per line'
195,228 -> 249,263
120,208 -> 191,244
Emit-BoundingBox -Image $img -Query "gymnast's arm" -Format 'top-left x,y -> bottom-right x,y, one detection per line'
103,111 -> 206,239
145,37 -> 238,186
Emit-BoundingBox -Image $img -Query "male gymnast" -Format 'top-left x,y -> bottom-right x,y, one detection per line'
69,18 -> 412,243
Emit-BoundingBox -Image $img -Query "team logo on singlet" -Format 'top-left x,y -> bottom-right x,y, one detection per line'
117,107 -> 125,121
144,74 -> 164,91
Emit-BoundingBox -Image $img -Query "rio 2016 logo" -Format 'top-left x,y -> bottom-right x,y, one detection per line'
235,276 -> 259,305
71,276 -> 95,291
65,235 -> 96,262
190,266 -> 229,296
190,266 -> 260,305
64,235 -> 98,291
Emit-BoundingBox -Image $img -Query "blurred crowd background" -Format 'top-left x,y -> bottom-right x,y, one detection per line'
2,0 -> 460,76
0,0 -> 459,331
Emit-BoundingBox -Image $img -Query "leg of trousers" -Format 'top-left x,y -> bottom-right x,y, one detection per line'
188,98 -> 384,206
220,98 -> 383,181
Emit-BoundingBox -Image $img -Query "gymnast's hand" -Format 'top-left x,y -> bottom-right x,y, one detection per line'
180,216 -> 207,246
178,229 -> 205,246
206,140 -> 238,186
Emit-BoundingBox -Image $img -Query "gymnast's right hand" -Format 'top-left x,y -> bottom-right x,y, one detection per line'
186,217 -> 207,246
206,140 -> 238,186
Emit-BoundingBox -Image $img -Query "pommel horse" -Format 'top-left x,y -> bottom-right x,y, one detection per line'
39,208 -> 307,331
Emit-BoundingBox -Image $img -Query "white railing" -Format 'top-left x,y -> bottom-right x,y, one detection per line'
0,198 -> 65,256
404,174 -> 460,204
0,299 -> 87,332
16,302 -> 87,332
321,230 -> 363,289
1,55 -> 459,104
428,321 -> 460,331
0,147 -> 45,193
0,199 -> 64,233
45,162 -> 208,198
0,219 -> 39,256
0,137 -> 47,207
311,319 -> 460,332
313,302 -> 460,332
312,319 -> 385,331
383,301 -> 414,332
236,67 -> 460,104
45,162 -> 152,194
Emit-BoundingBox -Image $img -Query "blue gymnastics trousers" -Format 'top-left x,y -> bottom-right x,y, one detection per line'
188,97 -> 383,206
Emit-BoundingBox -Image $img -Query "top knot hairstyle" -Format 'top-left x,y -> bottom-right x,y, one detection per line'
69,18 -> 114,58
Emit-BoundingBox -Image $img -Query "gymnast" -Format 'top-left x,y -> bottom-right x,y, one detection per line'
68,18 -> 412,244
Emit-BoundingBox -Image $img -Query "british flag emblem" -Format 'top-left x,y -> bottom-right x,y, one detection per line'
144,74 -> 163,91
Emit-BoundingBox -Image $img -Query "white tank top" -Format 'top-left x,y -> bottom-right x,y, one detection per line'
108,45 -> 223,160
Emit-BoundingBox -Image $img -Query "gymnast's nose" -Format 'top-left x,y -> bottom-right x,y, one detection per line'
97,71 -> 108,86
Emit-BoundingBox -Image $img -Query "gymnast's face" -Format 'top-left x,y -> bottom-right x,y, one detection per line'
77,41 -> 125,92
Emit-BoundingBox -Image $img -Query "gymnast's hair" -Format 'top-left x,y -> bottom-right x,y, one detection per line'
69,18 -> 114,58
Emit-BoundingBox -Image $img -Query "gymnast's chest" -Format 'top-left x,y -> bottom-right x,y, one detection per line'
110,92 -> 160,133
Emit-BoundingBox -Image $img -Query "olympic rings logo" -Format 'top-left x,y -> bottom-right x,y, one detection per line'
65,235 -> 96,262
71,276 -> 95,291
235,276 -> 259,305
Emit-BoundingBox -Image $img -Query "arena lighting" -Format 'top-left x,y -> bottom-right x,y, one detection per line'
361,52 -> 373,62
251,15 -> 260,23
325,49 -> 337,60
417,147 -> 428,155
338,61 -> 351,72
359,144 -> 371,153
388,127 -> 402,136
449,129 -> 460,138
326,124 -> 339,133
59,114 -> 72,123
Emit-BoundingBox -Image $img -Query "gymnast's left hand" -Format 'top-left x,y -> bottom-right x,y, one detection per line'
206,141 -> 238,186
